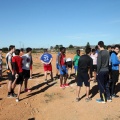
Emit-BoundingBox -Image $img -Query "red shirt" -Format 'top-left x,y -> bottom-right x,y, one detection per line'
60,54 -> 66,66
12,55 -> 23,73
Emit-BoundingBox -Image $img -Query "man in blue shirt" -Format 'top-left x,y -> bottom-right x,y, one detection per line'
110,45 -> 120,98
40,49 -> 53,82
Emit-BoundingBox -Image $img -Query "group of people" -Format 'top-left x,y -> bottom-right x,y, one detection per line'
0,41 -> 120,104
40,41 -> 120,103
0,45 -> 33,102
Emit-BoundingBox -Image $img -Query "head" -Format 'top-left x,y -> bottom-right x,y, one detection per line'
85,47 -> 91,55
114,44 -> 120,54
15,49 -> 20,55
91,48 -> 96,54
76,49 -> 80,55
107,45 -> 111,52
60,47 -> 66,54
9,45 -> 15,53
44,49 -> 48,53
20,48 -> 24,52
111,46 -> 115,51
98,41 -> 104,50
26,47 -> 32,55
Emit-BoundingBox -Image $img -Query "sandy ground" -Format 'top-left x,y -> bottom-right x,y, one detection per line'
0,53 -> 120,120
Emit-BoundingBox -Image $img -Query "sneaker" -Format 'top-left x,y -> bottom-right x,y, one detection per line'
85,97 -> 92,102
7,94 -> 13,98
60,85 -> 65,88
12,93 -> 17,97
112,94 -> 119,98
29,77 -> 32,80
76,98 -> 80,102
24,88 -> 31,92
64,84 -> 69,87
44,79 -> 47,82
96,99 -> 106,103
16,98 -> 19,102
107,98 -> 112,102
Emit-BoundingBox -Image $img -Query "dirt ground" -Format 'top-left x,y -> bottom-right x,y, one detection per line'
0,52 -> 120,120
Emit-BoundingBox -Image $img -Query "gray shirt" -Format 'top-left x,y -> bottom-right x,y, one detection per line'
97,50 -> 109,73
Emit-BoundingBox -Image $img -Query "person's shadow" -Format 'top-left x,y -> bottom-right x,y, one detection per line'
32,73 -> 44,79
28,118 -> 35,120
20,81 -> 57,101
90,85 -> 99,98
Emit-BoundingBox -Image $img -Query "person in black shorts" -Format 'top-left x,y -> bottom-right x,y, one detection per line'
12,49 -> 24,102
66,58 -> 73,79
6,45 -> 16,98
76,48 -> 93,102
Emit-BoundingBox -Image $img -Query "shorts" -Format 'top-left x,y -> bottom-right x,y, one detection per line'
59,65 -> 68,75
23,69 -> 30,79
44,64 -> 52,71
93,65 -> 97,71
7,72 -> 14,82
56,63 -> 59,70
66,61 -> 72,68
13,72 -> 23,85
74,66 -> 78,72
77,71 -> 90,87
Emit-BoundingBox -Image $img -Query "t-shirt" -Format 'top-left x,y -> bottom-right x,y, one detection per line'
90,53 -> 98,65
12,55 -> 23,73
73,55 -> 80,66
60,54 -> 66,66
22,54 -> 32,70
40,53 -> 52,64
6,52 -> 13,70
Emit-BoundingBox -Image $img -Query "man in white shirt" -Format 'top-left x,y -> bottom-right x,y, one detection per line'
22,47 -> 32,92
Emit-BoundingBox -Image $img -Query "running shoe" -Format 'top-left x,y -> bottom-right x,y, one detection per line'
12,93 -> 17,97
112,94 -> 119,98
64,84 -> 69,87
96,99 -> 106,103
76,98 -> 80,102
60,85 -> 65,88
85,97 -> 92,102
24,88 -> 31,92
16,98 -> 19,102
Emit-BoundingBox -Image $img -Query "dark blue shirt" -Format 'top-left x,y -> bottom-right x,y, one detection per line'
40,53 -> 52,63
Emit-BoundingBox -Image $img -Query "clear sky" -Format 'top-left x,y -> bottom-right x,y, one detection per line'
0,0 -> 120,49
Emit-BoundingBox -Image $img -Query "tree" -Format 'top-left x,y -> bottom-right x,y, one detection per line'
85,42 -> 90,50
50,46 -> 53,50
68,44 -> 74,49
54,45 -> 59,50
2,47 -> 8,53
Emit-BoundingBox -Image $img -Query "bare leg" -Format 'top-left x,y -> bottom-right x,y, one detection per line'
44,71 -> 47,80
60,75 -> 63,86
8,81 -> 12,93
64,74 -> 68,84
50,71 -> 53,80
86,87 -> 90,98
17,84 -> 22,99
30,69 -> 32,78
76,86 -> 81,98
24,78 -> 28,89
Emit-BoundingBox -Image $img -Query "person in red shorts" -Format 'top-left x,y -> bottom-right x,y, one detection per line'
12,49 -> 23,102
40,49 -> 53,82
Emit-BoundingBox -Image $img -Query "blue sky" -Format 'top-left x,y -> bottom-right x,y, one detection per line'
0,0 -> 120,48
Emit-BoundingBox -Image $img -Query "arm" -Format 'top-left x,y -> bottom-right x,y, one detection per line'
58,54 -> 62,68
97,52 -> 102,74
89,59 -> 93,78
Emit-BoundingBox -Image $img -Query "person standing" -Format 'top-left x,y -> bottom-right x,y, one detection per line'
12,49 -> 23,102
76,48 -> 93,102
73,49 -> 80,75
58,47 -> 68,88
22,47 -> 32,92
90,48 -> 98,82
110,45 -> 120,98
6,45 -> 16,97
96,41 -> 111,103
40,49 -> 53,82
